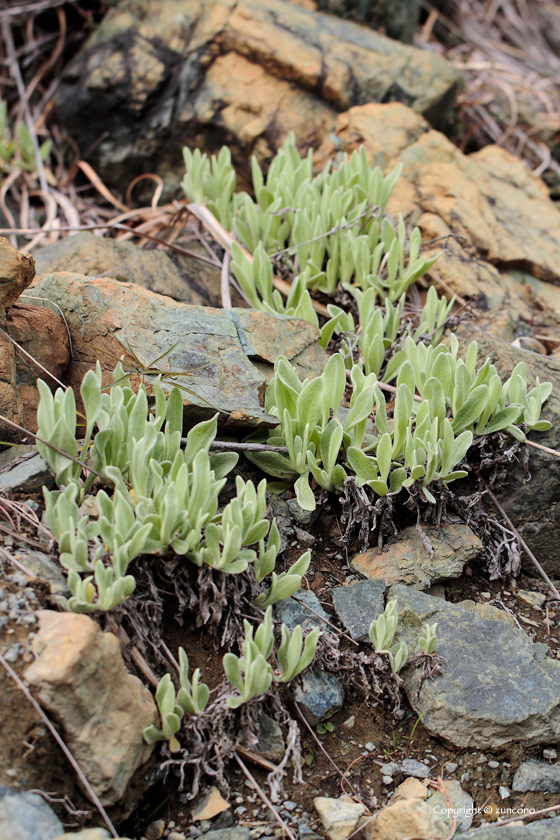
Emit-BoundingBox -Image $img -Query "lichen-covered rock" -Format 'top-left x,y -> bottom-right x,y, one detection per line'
29,272 -> 325,429
389,586 -> 560,749
351,523 -> 482,588
25,611 -> 158,806
54,0 -> 458,192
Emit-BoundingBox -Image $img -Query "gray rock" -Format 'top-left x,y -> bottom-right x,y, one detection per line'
512,759 -> 560,793
544,748 -> 558,760
202,829 -> 250,840
401,758 -> 431,779
0,446 -> 54,494
294,668 -> 344,725
256,713 -> 285,763
275,591 -> 330,633
499,786 -> 511,799
286,499 -> 319,526
462,815 -> 560,838
16,551 -> 69,596
379,762 -> 401,777
211,811 -> 235,830
488,761 -> 500,769
330,580 -> 387,642
390,585 -> 560,749
0,788 -> 64,840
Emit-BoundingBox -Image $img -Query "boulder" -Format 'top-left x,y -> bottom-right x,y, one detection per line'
351,523 -> 482,588
24,610 -> 158,806
389,586 -> 560,750
54,0 -> 458,192
28,272 -> 326,430
315,102 -> 560,341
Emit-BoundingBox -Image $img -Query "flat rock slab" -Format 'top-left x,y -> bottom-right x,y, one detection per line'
331,580 -> 387,642
512,759 -> 560,793
29,273 -> 325,429
389,585 -> 560,749
55,0 -> 458,191
352,523 -> 481,588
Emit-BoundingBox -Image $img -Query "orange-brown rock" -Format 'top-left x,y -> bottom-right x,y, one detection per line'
0,236 -> 35,315
316,102 -> 560,339
351,522 -> 482,588
55,0 -> 458,192
0,304 -> 70,442
25,610 -> 158,806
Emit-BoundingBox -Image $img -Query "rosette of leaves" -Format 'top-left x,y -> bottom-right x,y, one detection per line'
223,607 -> 321,708
368,600 -> 408,675
143,648 -> 210,751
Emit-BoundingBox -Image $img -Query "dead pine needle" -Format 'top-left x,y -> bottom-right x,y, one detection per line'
0,651 -> 120,839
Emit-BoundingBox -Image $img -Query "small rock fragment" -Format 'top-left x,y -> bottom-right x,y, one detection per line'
499,786 -> 511,799
314,796 -> 366,840
379,762 -> 401,777
294,669 -> 344,725
543,748 -> 558,760
192,787 -> 231,821
513,759 -> 560,793
342,716 -> 355,730
488,760 -> 500,769
517,590 -> 546,608
401,759 -> 431,779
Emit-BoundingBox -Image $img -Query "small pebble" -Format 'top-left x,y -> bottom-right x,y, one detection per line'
365,742 -> 375,752
235,806 -> 247,816
342,716 -> 355,730
461,772 -> 470,782
499,787 -> 511,800
168,834 -> 187,840
145,821 -> 165,840
382,775 -> 393,785
544,748 -> 558,761
189,829 -> 202,839
488,761 -> 500,769
284,801 -> 298,811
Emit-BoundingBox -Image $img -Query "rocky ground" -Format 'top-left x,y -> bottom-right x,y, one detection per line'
2,0 -> 560,839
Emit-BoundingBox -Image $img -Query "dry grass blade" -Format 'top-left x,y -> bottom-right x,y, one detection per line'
234,752 -> 297,840
0,651 -> 120,839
